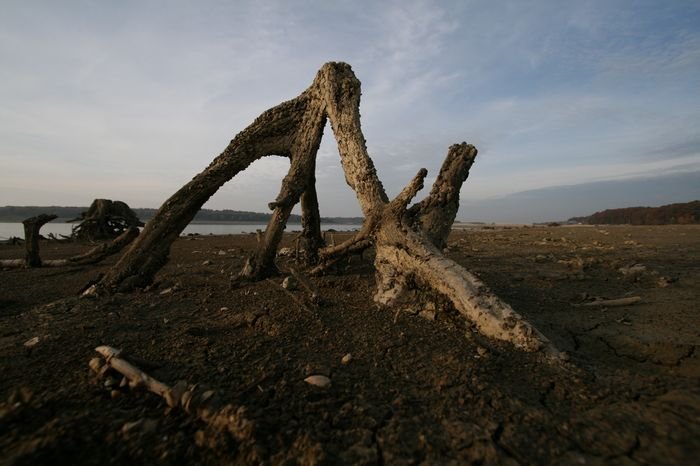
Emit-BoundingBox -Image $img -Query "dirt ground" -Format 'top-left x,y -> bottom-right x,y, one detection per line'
1,225 -> 698,465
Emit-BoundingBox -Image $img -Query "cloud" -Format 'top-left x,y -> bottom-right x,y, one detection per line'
1,0 -> 699,222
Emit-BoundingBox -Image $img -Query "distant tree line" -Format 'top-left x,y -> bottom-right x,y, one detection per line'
0,206 -> 363,224
570,200 -> 700,225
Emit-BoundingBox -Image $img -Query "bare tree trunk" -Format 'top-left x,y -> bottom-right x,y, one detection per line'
98,97 -> 309,291
298,173 -> 325,264
92,62 -> 559,357
238,101 -> 327,280
23,214 -> 57,267
408,143 -> 478,250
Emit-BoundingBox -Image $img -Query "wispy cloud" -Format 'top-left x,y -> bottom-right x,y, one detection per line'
1,0 -> 699,219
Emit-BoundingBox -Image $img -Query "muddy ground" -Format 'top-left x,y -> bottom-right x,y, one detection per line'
0,225 -> 698,465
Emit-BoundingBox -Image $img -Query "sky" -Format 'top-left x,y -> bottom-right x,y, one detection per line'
1,0 -> 699,222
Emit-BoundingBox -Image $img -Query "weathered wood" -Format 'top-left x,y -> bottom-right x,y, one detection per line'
298,178 -> 325,264
92,346 -> 254,443
408,143 -> 478,249
0,226 -> 138,268
92,62 -> 559,356
70,199 -> 143,241
23,214 -> 57,267
67,226 -> 140,265
576,296 -> 642,307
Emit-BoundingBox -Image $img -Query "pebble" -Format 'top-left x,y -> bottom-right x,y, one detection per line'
23,336 -> 40,348
304,375 -> 331,388
282,276 -> 298,290
341,353 -> 353,365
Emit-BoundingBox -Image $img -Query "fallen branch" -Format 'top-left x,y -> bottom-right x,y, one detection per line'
265,278 -> 315,313
0,227 -> 139,269
91,346 -> 253,440
575,296 -> 642,307
289,267 -> 321,303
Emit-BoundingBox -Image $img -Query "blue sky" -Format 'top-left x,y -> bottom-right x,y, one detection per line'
1,0 -> 699,221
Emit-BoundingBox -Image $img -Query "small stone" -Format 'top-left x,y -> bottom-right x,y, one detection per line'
341,353 -> 353,365
104,376 -> 118,388
23,336 -> 40,348
304,375 -> 331,388
122,419 -> 144,434
657,276 -> 677,288
476,347 -> 488,357
219,306 -> 229,312
217,250 -> 227,256
618,264 -> 646,277
110,390 -> 122,399
89,357 -> 104,374
159,287 -> 174,295
202,260 -> 212,266
282,276 -> 298,290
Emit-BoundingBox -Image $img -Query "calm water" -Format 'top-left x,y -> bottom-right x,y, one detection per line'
0,222 -> 359,240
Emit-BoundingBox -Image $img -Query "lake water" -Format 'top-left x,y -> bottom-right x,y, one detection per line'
0,222 -> 360,240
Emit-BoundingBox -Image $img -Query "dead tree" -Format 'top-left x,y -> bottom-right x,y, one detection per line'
70,199 -> 144,241
23,214 -> 57,267
0,226 -> 139,269
94,62 -> 560,358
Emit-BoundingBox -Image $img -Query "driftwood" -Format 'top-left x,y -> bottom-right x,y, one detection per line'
91,346 -> 253,442
576,296 -> 642,307
70,199 -> 144,241
23,214 -> 57,267
92,62 -> 559,357
0,226 -> 139,269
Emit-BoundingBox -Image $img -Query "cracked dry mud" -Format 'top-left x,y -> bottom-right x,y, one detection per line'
1,225 -> 698,464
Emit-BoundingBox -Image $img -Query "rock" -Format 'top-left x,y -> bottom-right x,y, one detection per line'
217,250 -> 227,256
122,419 -> 144,434
282,276 -> 298,290
619,264 -> 646,277
202,260 -> 212,266
341,353 -> 353,365
657,276 -> 678,288
23,336 -> 40,348
304,375 -> 331,388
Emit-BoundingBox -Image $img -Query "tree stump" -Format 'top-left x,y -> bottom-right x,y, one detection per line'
23,214 -> 57,267
70,199 -> 144,241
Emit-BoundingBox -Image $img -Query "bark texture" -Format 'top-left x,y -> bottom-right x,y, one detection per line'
408,143 -> 478,249
23,214 -> 57,267
94,62 -> 559,357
